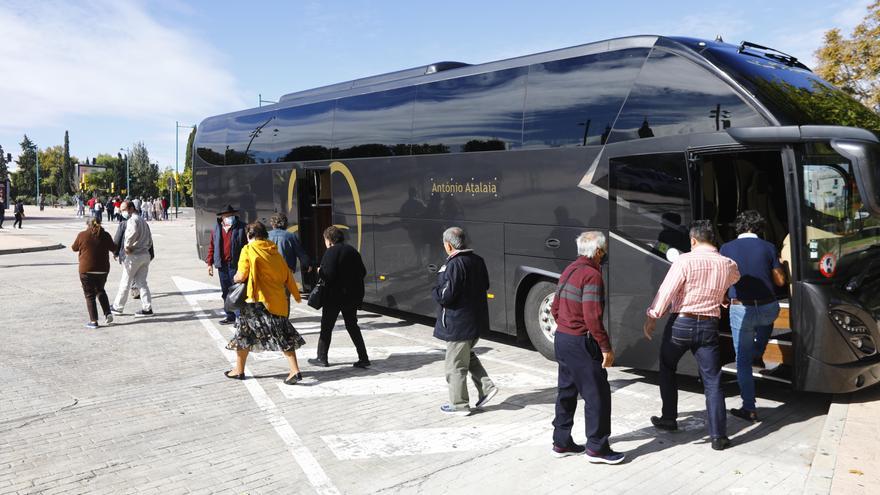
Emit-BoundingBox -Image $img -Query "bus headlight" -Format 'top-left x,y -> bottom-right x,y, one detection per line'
830,310 -> 877,356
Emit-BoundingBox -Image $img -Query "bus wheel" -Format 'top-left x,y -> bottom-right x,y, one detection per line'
524,281 -> 557,361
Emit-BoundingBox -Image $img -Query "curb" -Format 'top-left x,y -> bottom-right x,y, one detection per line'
0,243 -> 65,255
803,394 -> 850,494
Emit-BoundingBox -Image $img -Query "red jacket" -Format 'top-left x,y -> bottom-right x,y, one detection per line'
550,256 -> 611,352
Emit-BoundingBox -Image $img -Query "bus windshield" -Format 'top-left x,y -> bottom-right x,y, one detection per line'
797,143 -> 880,294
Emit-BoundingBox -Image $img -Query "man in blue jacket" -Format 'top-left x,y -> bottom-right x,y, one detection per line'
205,204 -> 246,324
432,227 -> 498,416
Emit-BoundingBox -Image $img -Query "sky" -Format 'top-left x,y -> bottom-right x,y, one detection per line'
0,0 -> 873,172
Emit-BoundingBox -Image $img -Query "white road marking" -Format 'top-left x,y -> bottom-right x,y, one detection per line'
322,423 -> 551,460
173,276 -> 340,495
278,372 -> 549,399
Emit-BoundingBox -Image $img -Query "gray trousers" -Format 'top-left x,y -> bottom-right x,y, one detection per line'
445,338 -> 495,409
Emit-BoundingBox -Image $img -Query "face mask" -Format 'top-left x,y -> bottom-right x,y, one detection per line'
121,211 -> 130,219
223,216 -> 235,226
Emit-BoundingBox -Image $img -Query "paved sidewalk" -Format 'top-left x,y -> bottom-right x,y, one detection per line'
0,211 -> 875,494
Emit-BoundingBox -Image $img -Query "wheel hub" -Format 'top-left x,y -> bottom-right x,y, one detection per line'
538,293 -> 557,342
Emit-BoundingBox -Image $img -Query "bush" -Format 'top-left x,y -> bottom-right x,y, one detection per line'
15,195 -> 31,204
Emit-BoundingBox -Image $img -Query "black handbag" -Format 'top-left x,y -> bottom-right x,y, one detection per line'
307,282 -> 324,310
225,282 -> 247,313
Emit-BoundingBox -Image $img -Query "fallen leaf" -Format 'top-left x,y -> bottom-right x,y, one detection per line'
849,469 -> 864,476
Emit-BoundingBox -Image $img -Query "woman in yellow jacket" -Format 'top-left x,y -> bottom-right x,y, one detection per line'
226,221 -> 306,384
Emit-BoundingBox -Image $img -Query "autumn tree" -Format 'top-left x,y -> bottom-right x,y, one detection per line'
815,1 -> 880,113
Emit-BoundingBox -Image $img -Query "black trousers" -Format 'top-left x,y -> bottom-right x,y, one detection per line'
0,209 -> 4,227
317,304 -> 369,362
552,332 -> 612,454
13,213 -> 22,228
80,273 -> 110,322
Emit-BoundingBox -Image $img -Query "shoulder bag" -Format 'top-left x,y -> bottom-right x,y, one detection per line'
225,282 -> 247,313
307,281 -> 324,310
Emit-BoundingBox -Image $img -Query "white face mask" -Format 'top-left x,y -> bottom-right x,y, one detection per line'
223,216 -> 235,226
121,211 -> 130,219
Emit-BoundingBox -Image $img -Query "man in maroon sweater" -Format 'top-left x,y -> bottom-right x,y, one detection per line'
550,231 -> 624,464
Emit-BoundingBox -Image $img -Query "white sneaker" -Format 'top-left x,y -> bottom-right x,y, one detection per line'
104,313 -> 113,324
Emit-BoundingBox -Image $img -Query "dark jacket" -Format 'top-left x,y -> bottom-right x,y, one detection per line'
209,221 -> 246,268
72,229 -> 117,274
268,228 -> 311,273
319,242 -> 366,308
431,250 -> 490,342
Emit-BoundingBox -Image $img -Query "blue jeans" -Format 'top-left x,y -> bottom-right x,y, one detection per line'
729,301 -> 780,411
659,315 -> 726,439
217,263 -> 238,320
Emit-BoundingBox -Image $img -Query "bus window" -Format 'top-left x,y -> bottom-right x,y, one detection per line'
332,87 -> 416,158
523,48 -> 648,148
226,111 -> 276,165
610,153 -> 692,257
272,101 -> 335,163
412,67 -> 527,154
608,50 -> 765,143
195,116 -> 228,166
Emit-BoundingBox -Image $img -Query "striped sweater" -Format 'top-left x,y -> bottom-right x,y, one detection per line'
550,256 -> 611,352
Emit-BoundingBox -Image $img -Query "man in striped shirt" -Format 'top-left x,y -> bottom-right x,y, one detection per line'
643,220 -> 740,451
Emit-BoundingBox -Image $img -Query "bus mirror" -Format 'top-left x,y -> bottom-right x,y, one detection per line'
666,247 -> 681,263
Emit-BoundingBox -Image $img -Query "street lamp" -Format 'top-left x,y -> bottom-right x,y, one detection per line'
175,121 -> 195,219
119,147 -> 130,198
30,142 -> 40,207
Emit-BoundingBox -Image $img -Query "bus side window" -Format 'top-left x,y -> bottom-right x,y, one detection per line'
610,153 -> 692,257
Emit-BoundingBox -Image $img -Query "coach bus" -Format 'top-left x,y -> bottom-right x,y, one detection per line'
192,35 -> 880,393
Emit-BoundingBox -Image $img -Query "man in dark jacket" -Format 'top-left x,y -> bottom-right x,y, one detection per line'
309,226 -> 370,368
205,204 -> 246,324
550,231 -> 624,464
432,227 -> 497,416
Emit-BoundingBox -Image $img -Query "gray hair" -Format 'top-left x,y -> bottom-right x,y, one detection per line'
576,231 -> 606,257
443,226 -> 467,250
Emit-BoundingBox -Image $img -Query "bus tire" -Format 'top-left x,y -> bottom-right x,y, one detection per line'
523,280 -> 558,361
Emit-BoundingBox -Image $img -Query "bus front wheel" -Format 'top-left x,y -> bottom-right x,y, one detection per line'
523,281 -> 558,361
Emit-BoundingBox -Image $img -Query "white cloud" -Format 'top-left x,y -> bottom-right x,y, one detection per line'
0,0 -> 245,131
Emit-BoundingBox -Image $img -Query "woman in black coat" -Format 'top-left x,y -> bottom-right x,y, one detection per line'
308,226 -> 370,368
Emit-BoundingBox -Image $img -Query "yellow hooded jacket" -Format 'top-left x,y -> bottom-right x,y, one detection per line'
236,239 -> 301,317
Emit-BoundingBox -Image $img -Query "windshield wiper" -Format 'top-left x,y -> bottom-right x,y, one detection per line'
737,41 -> 807,69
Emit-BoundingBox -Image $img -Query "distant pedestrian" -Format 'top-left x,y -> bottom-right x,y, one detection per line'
132,197 -> 141,215
87,196 -> 96,217
206,204 -> 246,325
0,200 -> 5,229
153,198 -> 162,222
106,198 -> 115,222
76,195 -> 84,218
225,221 -> 306,384
550,231 -> 624,463
719,211 -> 786,421
110,201 -> 154,317
643,220 -> 740,451
142,198 -> 151,221
161,197 -> 169,220
13,200 -> 24,229
308,226 -> 370,368
431,226 -> 497,416
93,198 -> 104,224
72,218 -> 117,328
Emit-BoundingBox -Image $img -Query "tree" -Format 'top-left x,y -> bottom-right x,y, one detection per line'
184,125 -> 196,172
38,146 -> 65,199
11,135 -> 36,201
815,1 -> 880,113
128,141 -> 158,197
61,130 -> 73,195
0,144 -> 8,184
95,153 -> 126,197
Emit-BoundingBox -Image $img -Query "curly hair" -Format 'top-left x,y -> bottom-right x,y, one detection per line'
735,210 -> 765,235
323,226 -> 345,244
87,218 -> 102,238
246,221 -> 269,240
269,212 -> 288,230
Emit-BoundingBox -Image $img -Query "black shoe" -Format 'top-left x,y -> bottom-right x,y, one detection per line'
352,360 -> 371,369
218,317 -> 235,325
730,408 -> 759,422
308,357 -> 329,367
134,309 -> 154,317
284,372 -> 303,385
711,436 -> 731,451
224,370 -> 245,380
650,416 -> 678,431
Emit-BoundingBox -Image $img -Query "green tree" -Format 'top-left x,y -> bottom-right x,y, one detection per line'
129,141 -> 158,197
61,130 -> 73,195
815,1 -> 880,112
38,145 -> 65,199
95,153 -> 126,196
184,125 -> 196,172
12,135 -> 36,201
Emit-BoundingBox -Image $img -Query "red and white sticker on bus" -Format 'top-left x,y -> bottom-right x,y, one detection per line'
819,253 -> 837,278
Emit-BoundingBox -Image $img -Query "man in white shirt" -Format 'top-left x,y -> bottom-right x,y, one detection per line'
110,201 -> 154,317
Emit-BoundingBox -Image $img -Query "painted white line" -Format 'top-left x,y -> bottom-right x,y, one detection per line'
278,372 -> 549,399
322,423 -> 551,460
249,345 -> 442,363
173,276 -> 340,495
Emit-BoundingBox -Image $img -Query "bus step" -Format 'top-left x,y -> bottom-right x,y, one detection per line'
721,362 -> 793,384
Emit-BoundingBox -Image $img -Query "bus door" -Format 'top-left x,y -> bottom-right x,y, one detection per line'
688,147 -> 794,384
298,166 -> 333,289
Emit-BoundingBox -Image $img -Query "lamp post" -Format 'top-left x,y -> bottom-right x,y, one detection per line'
31,142 -> 40,207
175,121 -> 195,220
119,147 -> 130,198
